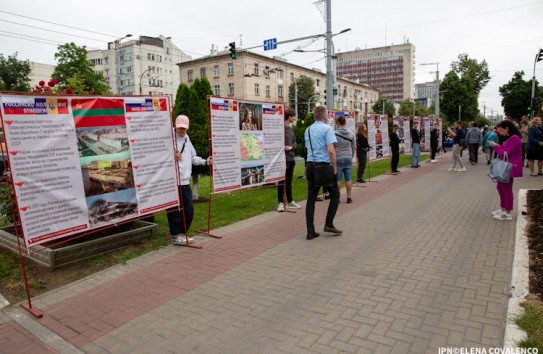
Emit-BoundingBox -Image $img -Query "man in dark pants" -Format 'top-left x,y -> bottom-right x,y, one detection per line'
430,124 -> 439,163
389,124 -> 400,174
277,108 -> 301,211
304,106 -> 342,240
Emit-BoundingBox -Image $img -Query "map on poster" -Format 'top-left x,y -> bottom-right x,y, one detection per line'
366,114 -> 390,161
209,97 -> 285,193
0,95 -> 179,248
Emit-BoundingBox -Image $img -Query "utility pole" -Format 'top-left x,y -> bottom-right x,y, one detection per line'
325,0 -> 333,110
382,98 -> 385,116
294,79 -> 298,118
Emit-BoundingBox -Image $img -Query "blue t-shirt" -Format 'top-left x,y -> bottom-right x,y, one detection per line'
304,121 -> 337,163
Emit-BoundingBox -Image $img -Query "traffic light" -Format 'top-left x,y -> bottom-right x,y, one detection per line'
228,42 -> 237,59
537,49 -> 543,63
333,88 -> 337,96
527,105 -> 532,118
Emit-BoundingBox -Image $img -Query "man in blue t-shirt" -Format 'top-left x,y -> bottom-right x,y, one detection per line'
304,106 -> 342,240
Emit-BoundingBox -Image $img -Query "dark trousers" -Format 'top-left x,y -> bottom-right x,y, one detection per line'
357,149 -> 367,181
522,143 -> 526,165
431,145 -> 438,160
167,185 -> 194,236
278,160 -> 295,203
468,143 -> 479,163
305,164 -> 340,234
391,151 -> 399,172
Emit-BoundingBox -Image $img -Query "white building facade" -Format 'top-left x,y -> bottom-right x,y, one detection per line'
87,35 -> 191,97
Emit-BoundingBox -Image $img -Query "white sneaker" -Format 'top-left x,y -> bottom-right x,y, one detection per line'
491,209 -> 502,216
447,167 -> 455,172
286,201 -> 301,209
172,235 -> 194,245
457,167 -> 467,172
430,160 -> 438,163
277,203 -> 285,212
493,212 -> 512,221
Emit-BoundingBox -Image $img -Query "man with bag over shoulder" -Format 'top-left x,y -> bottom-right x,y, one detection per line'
304,106 -> 342,240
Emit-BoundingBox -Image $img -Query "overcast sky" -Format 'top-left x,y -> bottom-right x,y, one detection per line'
1,0 -> 542,116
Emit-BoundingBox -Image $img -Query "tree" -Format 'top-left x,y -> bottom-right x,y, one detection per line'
371,98 -> 395,118
440,53 -> 490,123
173,83 -> 190,118
398,99 -> 429,117
499,71 -> 541,119
288,76 -> 316,115
292,113 -> 314,162
52,43 -> 109,94
0,53 -> 31,92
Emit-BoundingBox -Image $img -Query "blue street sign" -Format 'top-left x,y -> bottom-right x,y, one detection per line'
263,38 -> 277,51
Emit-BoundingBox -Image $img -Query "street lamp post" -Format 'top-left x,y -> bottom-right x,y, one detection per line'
308,94 -> 320,115
139,69 -> 151,95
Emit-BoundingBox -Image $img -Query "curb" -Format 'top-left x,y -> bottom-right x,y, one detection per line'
0,292 -> 9,310
503,189 -> 531,347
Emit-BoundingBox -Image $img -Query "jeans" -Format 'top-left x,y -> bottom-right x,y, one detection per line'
411,143 -> 420,166
485,147 -> 494,163
468,143 -> 479,163
167,185 -> 194,236
278,160 -> 295,203
305,164 -> 340,234
431,145 -> 438,160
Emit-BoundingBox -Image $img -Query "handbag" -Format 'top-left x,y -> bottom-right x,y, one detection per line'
487,151 -> 512,183
307,127 -> 335,187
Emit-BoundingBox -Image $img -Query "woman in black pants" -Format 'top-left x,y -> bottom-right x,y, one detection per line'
356,123 -> 370,183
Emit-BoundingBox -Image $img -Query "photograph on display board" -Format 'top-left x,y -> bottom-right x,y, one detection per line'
241,165 -> 264,186
86,188 -> 138,227
239,103 -> 262,131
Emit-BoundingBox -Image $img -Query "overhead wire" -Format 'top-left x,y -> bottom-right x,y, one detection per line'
0,18 -> 107,42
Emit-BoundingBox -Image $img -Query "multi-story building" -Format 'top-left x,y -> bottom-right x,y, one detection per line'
177,48 -> 380,121
87,35 -> 191,97
415,81 -> 437,108
28,62 -> 55,87
335,43 -> 415,103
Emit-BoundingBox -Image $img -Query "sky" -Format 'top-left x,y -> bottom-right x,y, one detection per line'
1,0 -> 542,117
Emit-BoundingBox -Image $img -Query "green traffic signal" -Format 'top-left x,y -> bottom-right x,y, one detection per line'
228,42 -> 237,60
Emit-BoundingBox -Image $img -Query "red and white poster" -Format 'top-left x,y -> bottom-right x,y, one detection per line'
0,94 -> 179,248
393,116 -> 411,154
209,97 -> 285,193
367,114 -> 390,161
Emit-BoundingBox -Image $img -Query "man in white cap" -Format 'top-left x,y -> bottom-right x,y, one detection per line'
168,115 -> 212,245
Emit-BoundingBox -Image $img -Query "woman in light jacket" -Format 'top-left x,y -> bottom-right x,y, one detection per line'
488,120 -> 523,221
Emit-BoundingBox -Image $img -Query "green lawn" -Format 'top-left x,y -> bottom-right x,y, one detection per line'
516,301 -> 543,352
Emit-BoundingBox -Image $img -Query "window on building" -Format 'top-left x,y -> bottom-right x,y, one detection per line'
277,70 -> 283,80
255,83 -> 260,96
228,83 -> 234,95
290,73 -> 295,82
316,79 -> 320,87
278,84 -> 283,97
188,69 -> 193,82
227,63 -> 234,75
214,65 -> 219,77
214,85 -> 220,96
200,67 -> 206,78
157,55 -> 162,62
126,66 -> 132,73
147,53 -> 155,61
254,63 -> 259,76
266,85 -> 270,97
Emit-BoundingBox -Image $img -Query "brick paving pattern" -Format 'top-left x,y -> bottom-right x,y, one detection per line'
1,154 -> 541,354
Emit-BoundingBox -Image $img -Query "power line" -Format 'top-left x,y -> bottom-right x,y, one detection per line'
0,18 -> 107,42
0,30 -> 63,45
0,10 -> 118,38
0,33 -> 59,46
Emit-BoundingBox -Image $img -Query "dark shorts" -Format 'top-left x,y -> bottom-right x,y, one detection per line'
526,149 -> 543,161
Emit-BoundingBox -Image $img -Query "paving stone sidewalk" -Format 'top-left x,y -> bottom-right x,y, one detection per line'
1,154 -> 541,354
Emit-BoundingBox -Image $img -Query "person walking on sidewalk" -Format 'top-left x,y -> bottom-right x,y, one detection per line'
410,121 -> 421,168
465,121 -> 482,165
488,120 -> 523,221
304,106 -> 342,240
356,123 -> 370,183
526,116 -> 543,176
168,115 -> 213,245
447,121 -> 466,172
334,116 -> 356,203
277,108 -> 301,212
520,115 -> 530,167
390,124 -> 401,173
483,126 -> 498,165
430,123 -> 439,163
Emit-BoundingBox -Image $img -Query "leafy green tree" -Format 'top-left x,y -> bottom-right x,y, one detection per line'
398,99 -> 429,117
292,113 -> 314,162
0,53 -> 31,92
288,76 -> 316,116
499,71 -> 541,119
52,42 -> 109,94
173,83 -> 190,118
371,98 -> 395,118
440,54 -> 490,122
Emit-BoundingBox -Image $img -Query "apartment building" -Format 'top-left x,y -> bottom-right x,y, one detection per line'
335,43 -> 415,103
87,35 -> 191,97
28,62 -> 55,87
415,81 -> 437,108
177,49 -> 380,121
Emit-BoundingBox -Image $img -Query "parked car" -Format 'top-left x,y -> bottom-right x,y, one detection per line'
442,138 -> 453,151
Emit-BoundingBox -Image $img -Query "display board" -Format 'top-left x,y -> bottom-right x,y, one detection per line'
0,94 -> 179,247
209,97 -> 285,193
393,116 -> 411,154
366,114 -> 390,161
